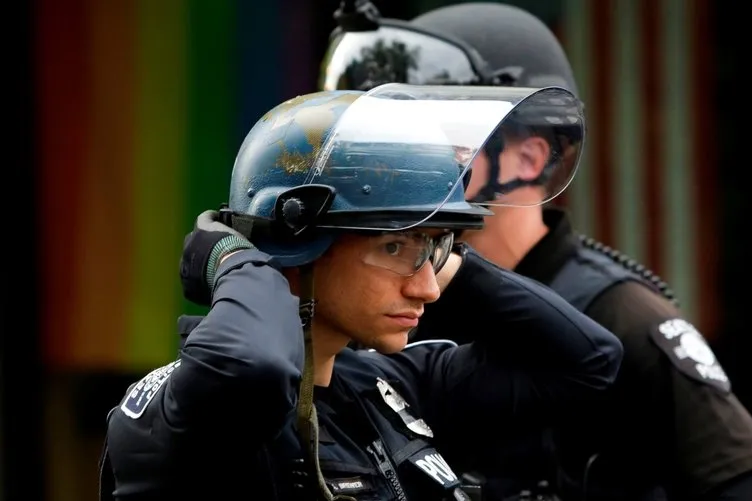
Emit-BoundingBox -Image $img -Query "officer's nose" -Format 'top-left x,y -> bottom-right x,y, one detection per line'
402,263 -> 441,304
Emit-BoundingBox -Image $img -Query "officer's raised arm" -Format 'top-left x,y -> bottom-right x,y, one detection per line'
108,216 -> 305,451
413,245 -> 623,429
175,247 -> 305,438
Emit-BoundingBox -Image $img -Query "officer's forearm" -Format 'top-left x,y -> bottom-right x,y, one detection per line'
426,247 -> 623,394
417,251 -> 623,433
171,249 -> 304,436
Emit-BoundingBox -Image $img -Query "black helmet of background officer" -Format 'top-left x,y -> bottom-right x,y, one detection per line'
410,2 -> 578,95
320,1 -> 578,96
410,3 -> 582,208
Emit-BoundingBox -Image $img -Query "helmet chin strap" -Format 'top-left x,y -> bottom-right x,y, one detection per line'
466,138 -> 546,204
296,263 -> 356,501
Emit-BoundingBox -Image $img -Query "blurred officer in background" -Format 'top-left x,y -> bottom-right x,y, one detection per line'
319,2 -> 752,500
99,84 -> 625,501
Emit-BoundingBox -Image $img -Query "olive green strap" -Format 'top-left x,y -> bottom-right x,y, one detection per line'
296,265 -> 356,501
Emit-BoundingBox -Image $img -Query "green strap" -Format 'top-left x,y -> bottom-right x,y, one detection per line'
296,265 -> 356,501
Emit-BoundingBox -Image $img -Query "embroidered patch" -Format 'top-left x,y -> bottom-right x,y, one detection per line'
376,377 -> 434,437
327,476 -> 374,495
651,319 -> 730,392
120,360 -> 182,419
410,449 -> 460,488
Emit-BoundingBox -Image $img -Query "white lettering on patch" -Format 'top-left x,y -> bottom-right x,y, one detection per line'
120,360 -> 181,419
412,450 -> 459,487
329,477 -> 371,493
653,319 -> 730,392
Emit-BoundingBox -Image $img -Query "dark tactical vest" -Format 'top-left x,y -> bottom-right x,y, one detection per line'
548,235 -> 677,501
549,235 -> 677,312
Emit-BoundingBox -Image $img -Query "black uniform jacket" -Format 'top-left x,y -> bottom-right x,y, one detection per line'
102,246 -> 623,500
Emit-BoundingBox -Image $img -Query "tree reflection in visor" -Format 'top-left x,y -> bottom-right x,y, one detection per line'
321,25 -> 485,91
361,230 -> 455,276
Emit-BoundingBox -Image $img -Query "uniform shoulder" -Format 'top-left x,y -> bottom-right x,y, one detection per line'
588,280 -> 680,335
338,340 -> 457,390
591,281 -> 731,393
116,359 -> 183,419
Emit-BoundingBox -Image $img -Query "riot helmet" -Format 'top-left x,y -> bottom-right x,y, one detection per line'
410,2 -> 578,94
321,1 -> 577,94
223,83 -> 583,267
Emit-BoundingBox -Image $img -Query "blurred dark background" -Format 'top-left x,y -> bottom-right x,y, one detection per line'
5,0 -> 748,500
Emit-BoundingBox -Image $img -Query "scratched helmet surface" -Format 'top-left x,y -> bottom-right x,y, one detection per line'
227,86 -> 527,267
229,91 -> 360,219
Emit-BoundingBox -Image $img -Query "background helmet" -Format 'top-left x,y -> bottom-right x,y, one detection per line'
410,2 -> 578,95
319,2 -> 584,203
224,89 -> 493,267
320,2 -> 577,94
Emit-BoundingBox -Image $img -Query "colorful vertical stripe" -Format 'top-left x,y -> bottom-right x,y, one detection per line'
128,0 -> 188,368
38,0 -> 91,369
561,0 -> 595,236
36,0 -> 288,371
561,0 -> 718,337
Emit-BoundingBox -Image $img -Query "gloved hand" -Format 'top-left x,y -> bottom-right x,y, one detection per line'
180,210 -> 253,306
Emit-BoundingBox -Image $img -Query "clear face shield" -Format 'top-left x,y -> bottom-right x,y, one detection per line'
302,83 -> 585,275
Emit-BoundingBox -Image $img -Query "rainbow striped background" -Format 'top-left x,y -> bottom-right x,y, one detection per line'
36,0 -> 718,373
559,0 -> 718,339
37,0 -> 318,371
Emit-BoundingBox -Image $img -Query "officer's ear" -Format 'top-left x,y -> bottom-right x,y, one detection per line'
517,136 -> 550,181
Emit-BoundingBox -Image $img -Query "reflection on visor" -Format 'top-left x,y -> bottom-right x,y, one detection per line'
304,83 -> 582,232
321,26 -> 479,91
361,231 -> 455,276
462,88 -> 586,207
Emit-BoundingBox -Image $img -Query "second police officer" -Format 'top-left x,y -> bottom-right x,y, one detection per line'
319,2 -> 752,500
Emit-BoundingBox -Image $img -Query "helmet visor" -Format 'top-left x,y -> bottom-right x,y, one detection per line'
320,26 -> 482,91
305,83 -> 580,232
463,87 -> 586,207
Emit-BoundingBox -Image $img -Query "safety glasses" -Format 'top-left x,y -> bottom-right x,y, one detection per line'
361,230 -> 455,276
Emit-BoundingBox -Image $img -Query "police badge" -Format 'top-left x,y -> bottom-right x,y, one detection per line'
376,377 -> 434,438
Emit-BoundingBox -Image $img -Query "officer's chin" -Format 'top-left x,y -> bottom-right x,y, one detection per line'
367,331 -> 410,355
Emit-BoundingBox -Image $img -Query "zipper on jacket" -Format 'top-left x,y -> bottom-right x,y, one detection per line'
367,439 -> 407,501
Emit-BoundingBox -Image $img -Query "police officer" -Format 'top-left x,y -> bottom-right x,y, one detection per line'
99,85 -> 623,500
319,2 -> 752,500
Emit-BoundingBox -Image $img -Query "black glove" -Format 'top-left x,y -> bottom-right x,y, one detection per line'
180,210 -> 254,306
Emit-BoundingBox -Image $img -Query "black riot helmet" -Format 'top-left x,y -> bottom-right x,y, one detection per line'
321,1 -> 578,94
320,1 -> 584,203
410,2 -> 578,95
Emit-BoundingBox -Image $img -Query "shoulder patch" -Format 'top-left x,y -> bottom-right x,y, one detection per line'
650,319 -> 730,392
120,359 -> 182,419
